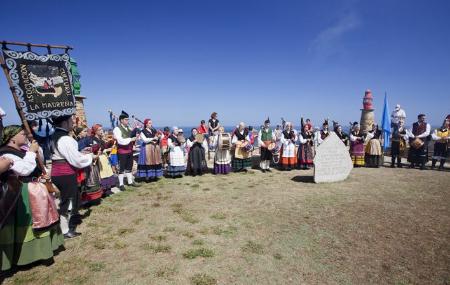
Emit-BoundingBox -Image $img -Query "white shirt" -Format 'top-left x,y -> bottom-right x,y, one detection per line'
431,129 -> 450,141
0,106 -> 5,117
140,129 -> 163,144
113,125 -> 132,146
51,131 -> 92,169
1,151 -> 37,177
406,123 -> 431,139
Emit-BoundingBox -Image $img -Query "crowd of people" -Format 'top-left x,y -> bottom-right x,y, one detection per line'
0,107 -> 448,272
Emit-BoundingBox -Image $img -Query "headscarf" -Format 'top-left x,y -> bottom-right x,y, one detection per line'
91,124 -> 102,136
1,125 -> 22,146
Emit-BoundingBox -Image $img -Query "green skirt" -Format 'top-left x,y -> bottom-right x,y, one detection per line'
0,183 -> 64,271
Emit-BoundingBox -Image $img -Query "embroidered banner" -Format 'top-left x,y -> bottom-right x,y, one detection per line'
1,49 -> 75,120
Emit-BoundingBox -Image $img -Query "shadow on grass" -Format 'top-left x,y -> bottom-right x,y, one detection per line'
291,176 -> 314,183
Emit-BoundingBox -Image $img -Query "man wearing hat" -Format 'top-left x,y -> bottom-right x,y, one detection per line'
258,118 -> 274,172
113,111 -> 139,190
50,115 -> 93,238
391,104 -> 406,125
316,119 -> 330,146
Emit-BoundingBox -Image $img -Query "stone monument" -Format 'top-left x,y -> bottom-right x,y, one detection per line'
314,132 -> 353,183
360,89 -> 375,133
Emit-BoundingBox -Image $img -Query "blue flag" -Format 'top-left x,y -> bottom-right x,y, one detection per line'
381,93 -> 391,151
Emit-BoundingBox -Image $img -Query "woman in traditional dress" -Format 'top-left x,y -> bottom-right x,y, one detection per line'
431,118 -> 449,170
167,134 -> 186,178
0,125 -> 64,271
298,123 -> 314,170
365,124 -> 383,168
280,122 -> 297,171
350,122 -> 366,167
91,124 -> 118,195
232,122 -> 252,172
81,124 -> 110,202
160,127 -> 171,170
136,119 -> 163,181
208,112 -> 220,152
213,127 -> 232,174
186,129 -> 207,176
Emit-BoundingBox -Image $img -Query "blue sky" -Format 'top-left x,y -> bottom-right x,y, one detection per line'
1,0 -> 449,128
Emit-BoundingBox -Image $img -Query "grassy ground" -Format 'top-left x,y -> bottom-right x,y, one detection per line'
3,165 -> 450,285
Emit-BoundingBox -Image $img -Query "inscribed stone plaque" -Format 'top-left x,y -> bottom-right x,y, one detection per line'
314,132 -> 353,183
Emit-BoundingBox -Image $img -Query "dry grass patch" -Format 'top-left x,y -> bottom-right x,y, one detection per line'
210,212 -> 226,220
155,265 -> 178,279
183,248 -> 215,259
182,231 -> 195,239
149,234 -> 167,242
171,203 -> 200,224
211,225 -> 237,236
241,240 -> 264,255
141,243 -> 172,254
163,226 -> 176,232
117,227 -> 135,235
190,273 -> 217,285
192,239 -> 205,246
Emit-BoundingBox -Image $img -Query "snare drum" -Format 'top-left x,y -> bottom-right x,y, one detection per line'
244,142 -> 253,152
411,137 -> 424,149
218,133 -> 231,150
271,144 -> 280,154
240,141 -> 252,152
267,142 -> 276,151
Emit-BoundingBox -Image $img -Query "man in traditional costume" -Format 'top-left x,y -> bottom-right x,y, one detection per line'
391,104 -> 406,125
136,119 -> 163,181
0,125 -> 64,269
407,114 -> 431,170
51,115 -> 93,238
113,111 -> 139,190
280,122 -> 297,171
232,122 -> 252,172
258,118 -> 274,172
390,120 -> 407,168
316,119 -> 330,146
431,118 -> 449,170
350,122 -> 366,167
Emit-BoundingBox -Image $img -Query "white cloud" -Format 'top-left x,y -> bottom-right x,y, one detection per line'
309,9 -> 361,57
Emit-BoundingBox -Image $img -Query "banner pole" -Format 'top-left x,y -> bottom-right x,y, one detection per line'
1,40 -> 72,50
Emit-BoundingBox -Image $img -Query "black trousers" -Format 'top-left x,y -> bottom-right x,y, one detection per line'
408,145 -> 427,165
118,153 -> 133,173
52,174 -> 79,229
